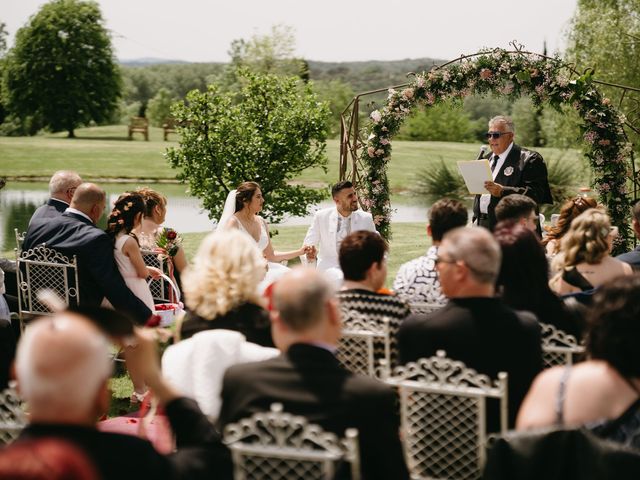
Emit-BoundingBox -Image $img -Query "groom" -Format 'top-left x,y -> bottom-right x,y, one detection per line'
303,181 -> 377,283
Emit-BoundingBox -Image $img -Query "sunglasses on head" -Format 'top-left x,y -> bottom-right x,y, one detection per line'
485,131 -> 512,139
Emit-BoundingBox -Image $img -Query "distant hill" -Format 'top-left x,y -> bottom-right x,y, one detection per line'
119,56 -> 447,93
119,57 -> 192,67
308,57 -> 447,93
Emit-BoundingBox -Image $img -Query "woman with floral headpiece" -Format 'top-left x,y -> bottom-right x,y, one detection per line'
542,195 -> 598,257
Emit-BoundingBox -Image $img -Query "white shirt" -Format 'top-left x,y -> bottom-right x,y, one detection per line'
479,142 -> 514,214
65,207 -> 93,223
335,213 -> 352,254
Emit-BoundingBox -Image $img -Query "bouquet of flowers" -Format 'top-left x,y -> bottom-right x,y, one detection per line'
156,227 -> 183,257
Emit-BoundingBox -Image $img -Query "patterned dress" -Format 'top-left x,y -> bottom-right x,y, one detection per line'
392,246 -> 447,305
337,289 -> 410,368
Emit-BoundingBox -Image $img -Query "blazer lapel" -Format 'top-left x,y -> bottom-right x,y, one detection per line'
495,145 -> 521,186
328,209 -> 338,247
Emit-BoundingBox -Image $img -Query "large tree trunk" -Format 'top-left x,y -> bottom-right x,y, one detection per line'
67,129 -> 75,138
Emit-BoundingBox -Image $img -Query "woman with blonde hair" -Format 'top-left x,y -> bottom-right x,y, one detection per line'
549,208 -> 632,295
178,229 -> 273,347
542,195 -> 598,257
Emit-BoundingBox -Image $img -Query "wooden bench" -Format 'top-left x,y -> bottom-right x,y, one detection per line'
162,117 -> 177,141
128,116 -> 149,141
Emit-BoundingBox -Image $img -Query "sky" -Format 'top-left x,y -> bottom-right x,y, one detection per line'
4,0 -> 578,63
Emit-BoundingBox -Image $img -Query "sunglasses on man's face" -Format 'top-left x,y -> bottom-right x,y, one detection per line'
485,131 -> 512,139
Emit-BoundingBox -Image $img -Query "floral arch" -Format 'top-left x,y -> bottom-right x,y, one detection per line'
356,47 -> 634,248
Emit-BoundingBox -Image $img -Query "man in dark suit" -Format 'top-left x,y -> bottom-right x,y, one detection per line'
398,226 -> 542,430
473,116 -> 552,231
6,310 -> 228,480
616,200 -> 640,269
29,170 -> 82,225
217,267 -> 409,480
23,183 -> 152,324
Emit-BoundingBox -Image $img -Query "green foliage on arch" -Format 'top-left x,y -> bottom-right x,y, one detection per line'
362,49 -> 633,250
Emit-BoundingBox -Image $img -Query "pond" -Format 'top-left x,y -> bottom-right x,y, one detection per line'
1,183 -> 435,252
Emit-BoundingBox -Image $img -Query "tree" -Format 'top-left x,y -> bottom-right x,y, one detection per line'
396,102 -> 478,142
147,88 -> 176,127
312,79 -> 354,137
3,0 -> 121,137
167,69 -> 330,225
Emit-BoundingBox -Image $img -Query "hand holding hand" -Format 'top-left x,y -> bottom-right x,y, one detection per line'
484,181 -> 504,197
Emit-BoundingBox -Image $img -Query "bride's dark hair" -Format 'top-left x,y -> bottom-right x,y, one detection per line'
235,181 -> 261,212
106,192 -> 146,243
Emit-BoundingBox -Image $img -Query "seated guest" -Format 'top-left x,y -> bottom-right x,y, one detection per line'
8,310 -> 229,479
179,229 -> 273,347
23,183 -> 152,324
0,438 -> 99,480
303,181 -> 377,284
494,223 -> 583,338
494,194 -> 539,233
0,269 -> 15,389
29,170 -> 83,225
542,195 -> 598,257
616,200 -> 640,269
549,209 -> 632,295
398,226 -> 542,429
393,198 -> 467,306
217,267 -> 409,480
517,275 -> 640,449
337,230 -> 410,367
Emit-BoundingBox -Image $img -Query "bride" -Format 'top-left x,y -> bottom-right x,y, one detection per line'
218,181 -> 308,289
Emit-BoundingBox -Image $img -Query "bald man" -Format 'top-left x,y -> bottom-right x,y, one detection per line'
29,170 -> 83,225
23,183 -> 152,324
217,267 -> 409,480
7,311 -> 228,480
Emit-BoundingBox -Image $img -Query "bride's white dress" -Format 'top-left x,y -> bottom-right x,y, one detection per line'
235,217 -> 290,290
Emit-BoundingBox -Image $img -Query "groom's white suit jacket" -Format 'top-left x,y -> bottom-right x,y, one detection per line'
303,207 -> 377,271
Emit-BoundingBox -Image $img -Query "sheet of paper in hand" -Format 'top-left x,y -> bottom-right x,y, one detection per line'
457,160 -> 493,195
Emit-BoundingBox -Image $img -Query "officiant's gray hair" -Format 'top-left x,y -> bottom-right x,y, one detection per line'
489,115 -> 515,134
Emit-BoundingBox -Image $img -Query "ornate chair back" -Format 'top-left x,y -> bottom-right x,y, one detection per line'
409,302 -> 445,315
14,228 -> 26,253
141,249 -> 170,302
223,403 -> 361,480
336,311 -> 391,378
540,322 -> 585,368
384,350 -> 508,480
16,246 -> 79,322
0,386 -> 27,445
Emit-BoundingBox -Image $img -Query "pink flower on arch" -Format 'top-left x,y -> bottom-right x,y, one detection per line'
370,110 -> 382,123
367,146 -> 376,157
402,88 -> 415,100
598,139 -> 611,146
480,68 -> 493,80
426,92 -> 435,105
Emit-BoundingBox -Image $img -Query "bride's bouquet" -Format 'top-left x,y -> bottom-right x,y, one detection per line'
156,227 -> 183,257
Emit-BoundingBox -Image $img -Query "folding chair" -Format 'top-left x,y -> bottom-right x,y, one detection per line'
0,386 -> 26,445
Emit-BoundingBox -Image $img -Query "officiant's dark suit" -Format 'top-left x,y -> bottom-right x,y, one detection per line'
23,184 -> 152,324
217,268 -> 409,480
473,116 -> 552,231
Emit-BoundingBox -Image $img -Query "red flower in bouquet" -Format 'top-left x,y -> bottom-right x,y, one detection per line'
156,227 -> 183,257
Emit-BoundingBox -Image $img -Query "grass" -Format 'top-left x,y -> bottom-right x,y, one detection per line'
0,125 -> 589,191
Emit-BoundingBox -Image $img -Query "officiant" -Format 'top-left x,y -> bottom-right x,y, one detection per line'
472,115 -> 552,232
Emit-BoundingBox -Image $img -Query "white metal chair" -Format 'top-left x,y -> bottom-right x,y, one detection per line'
0,386 -> 27,445
14,228 -> 26,253
16,245 -> 79,323
336,311 -> 391,378
408,302 -> 445,315
384,350 -> 508,480
141,249 -> 172,302
540,322 -> 585,368
223,403 -> 361,480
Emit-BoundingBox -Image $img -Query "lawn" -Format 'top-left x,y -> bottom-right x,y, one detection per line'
0,125 -> 588,192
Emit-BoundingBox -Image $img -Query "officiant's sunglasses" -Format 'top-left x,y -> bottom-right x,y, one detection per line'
485,131 -> 512,139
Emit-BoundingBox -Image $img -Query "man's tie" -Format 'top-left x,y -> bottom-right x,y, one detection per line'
490,155 -> 500,173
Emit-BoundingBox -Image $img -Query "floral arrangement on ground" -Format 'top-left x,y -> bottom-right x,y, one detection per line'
362,47 -> 633,251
